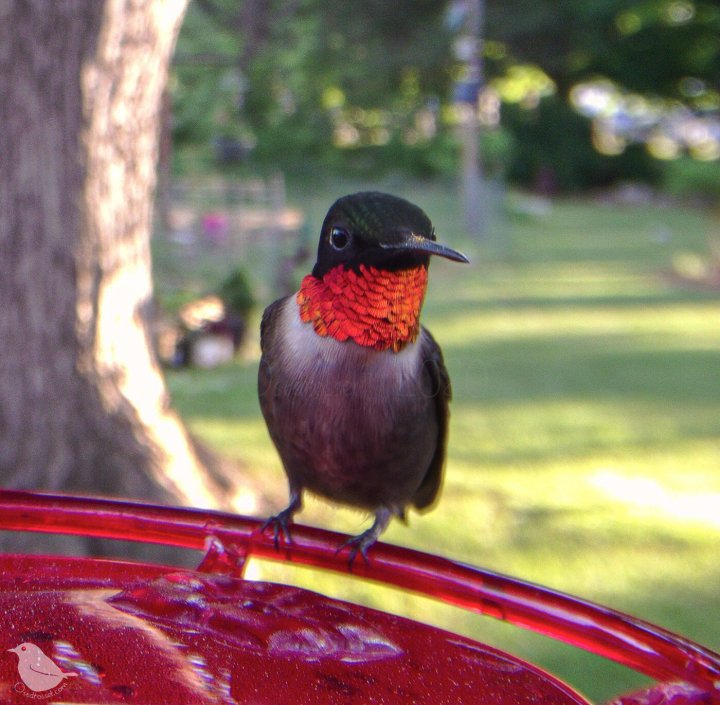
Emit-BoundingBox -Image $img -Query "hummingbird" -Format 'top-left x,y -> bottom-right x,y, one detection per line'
258,192 -> 468,561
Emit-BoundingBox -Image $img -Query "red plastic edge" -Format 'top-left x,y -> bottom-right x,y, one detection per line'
0,490 -> 717,700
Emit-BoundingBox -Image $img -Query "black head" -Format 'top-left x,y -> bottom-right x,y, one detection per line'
312,191 -> 469,278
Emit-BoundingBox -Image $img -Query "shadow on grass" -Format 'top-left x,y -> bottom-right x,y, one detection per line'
446,335 -> 720,405
430,287 -> 719,316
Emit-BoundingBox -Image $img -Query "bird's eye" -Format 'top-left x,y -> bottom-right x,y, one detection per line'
329,226 -> 351,251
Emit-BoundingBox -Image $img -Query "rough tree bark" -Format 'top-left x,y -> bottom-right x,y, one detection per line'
0,1 -> 231,517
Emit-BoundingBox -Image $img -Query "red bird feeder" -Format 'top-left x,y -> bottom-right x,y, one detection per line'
0,491 -> 717,704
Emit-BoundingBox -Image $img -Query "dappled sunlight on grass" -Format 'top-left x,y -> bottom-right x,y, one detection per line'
188,416 -> 277,465
165,187 -> 720,702
450,399 -> 718,464
435,301 -> 720,346
590,469 -> 720,529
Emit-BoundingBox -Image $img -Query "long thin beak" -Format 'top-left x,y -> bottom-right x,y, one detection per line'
381,233 -> 469,263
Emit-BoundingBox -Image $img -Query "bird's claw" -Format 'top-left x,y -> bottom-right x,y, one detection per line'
260,510 -> 294,550
261,493 -> 302,550
336,531 -> 377,568
336,508 -> 392,568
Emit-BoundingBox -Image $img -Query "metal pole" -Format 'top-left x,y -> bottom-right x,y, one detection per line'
459,0 -> 485,238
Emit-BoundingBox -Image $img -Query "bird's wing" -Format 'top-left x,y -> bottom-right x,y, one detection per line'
260,297 -> 288,353
411,326 -> 452,511
258,296 -> 290,434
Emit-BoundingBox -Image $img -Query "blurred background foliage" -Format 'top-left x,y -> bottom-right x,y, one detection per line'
171,0 -> 720,192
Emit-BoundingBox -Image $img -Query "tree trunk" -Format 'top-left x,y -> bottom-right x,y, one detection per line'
0,1 -> 230,518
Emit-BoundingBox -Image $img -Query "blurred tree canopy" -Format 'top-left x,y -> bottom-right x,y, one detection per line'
171,0 -> 720,190
489,0 -> 719,99
173,0 -> 454,175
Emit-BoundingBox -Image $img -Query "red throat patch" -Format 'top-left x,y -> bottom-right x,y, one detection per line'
297,264 -> 428,352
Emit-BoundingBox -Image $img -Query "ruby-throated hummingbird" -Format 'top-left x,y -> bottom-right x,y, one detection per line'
259,192 -> 468,561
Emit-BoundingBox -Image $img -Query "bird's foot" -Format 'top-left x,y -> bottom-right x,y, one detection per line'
261,507 -> 296,549
336,507 -> 394,568
260,491 -> 302,550
336,530 -> 378,567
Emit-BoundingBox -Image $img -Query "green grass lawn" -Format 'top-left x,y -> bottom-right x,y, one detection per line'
164,180 -> 720,703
